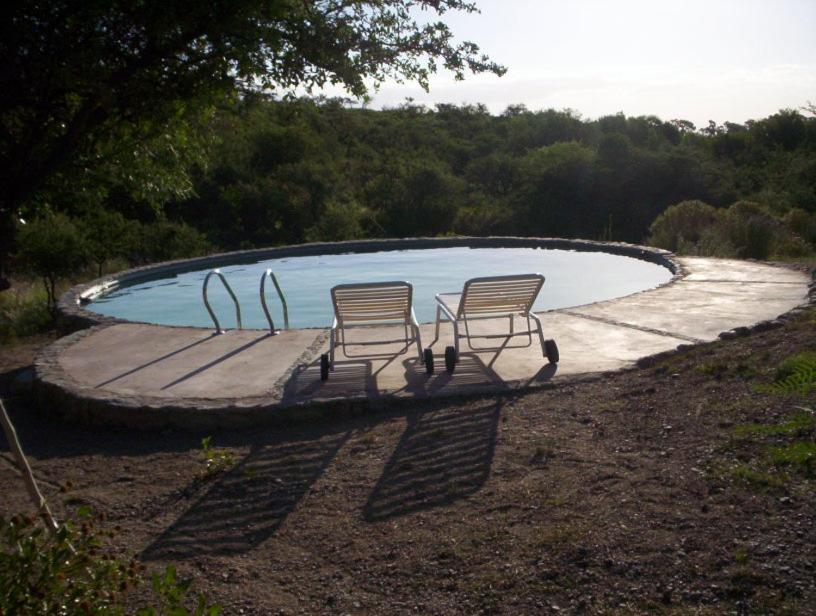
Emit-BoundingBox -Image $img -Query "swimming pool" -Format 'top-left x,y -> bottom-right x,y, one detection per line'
86,246 -> 674,329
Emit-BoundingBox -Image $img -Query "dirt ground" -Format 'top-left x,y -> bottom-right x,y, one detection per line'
1,312 -> 815,615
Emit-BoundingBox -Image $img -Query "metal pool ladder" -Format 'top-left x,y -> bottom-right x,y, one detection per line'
202,269 -> 242,334
260,269 -> 289,334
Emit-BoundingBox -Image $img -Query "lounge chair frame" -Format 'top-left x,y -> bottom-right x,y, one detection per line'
329,281 -> 424,370
434,273 -> 548,360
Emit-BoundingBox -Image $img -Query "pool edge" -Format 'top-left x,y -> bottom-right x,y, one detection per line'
57,236 -> 683,333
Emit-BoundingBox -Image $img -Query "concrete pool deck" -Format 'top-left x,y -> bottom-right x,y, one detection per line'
35,257 -> 813,429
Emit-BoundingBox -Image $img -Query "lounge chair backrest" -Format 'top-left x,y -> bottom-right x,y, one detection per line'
457,274 -> 545,318
332,281 -> 413,325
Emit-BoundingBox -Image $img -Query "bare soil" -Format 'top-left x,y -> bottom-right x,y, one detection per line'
1,313 -> 815,615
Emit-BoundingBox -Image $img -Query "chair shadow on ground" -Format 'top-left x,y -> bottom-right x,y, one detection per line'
362,398 -> 502,521
141,429 -> 351,560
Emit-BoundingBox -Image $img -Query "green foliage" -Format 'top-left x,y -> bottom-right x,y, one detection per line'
144,98 -> 816,255
755,352 -> 816,395
723,201 -> 775,260
199,436 -> 235,479
0,510 -> 137,615
136,565 -> 221,616
722,462 -> 787,490
783,208 -> 816,246
649,198 -> 814,259
305,199 -> 367,243
15,213 -> 88,315
0,510 -> 219,615
1,1 -> 505,282
131,220 -> 210,265
0,282 -> 52,342
77,207 -> 139,276
768,441 -> 816,477
648,200 -> 724,253
726,406 -> 816,488
734,409 -> 816,438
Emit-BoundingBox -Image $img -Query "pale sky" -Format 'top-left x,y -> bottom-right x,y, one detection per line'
324,0 -> 816,126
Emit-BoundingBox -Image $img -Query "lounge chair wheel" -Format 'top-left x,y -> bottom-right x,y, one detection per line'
445,345 -> 456,373
320,353 -> 330,380
423,348 -> 435,375
545,339 -> 559,364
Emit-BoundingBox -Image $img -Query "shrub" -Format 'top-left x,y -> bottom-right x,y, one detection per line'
304,199 -> 366,242
15,213 -> 89,316
131,220 -> 210,265
648,200 -> 725,252
649,199 -> 814,259
0,282 -> 52,342
77,207 -> 140,276
0,510 -> 220,615
782,208 -> 816,246
723,201 -> 776,260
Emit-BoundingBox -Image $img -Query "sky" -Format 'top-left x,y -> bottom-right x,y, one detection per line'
322,0 -> 816,127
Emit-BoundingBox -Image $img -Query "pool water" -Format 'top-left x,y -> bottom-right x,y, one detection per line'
89,247 -> 673,329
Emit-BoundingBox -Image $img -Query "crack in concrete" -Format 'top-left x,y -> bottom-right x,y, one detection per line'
560,310 -> 705,344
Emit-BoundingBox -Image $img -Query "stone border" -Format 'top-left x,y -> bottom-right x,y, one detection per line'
57,236 -> 682,332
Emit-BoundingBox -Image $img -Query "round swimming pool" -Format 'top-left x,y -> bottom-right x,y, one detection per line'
86,246 -> 673,329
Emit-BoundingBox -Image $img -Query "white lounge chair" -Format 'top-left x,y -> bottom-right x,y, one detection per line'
320,281 -> 432,380
434,273 -> 558,372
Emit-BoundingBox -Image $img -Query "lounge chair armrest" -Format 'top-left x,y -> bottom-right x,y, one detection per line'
435,294 -> 458,322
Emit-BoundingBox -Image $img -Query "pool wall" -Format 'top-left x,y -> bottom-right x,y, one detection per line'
58,236 -> 682,332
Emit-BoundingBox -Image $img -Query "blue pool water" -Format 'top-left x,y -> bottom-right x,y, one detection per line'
88,247 -> 673,329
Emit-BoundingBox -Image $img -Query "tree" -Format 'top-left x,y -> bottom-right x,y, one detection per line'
0,0 -> 505,283
15,214 -> 88,317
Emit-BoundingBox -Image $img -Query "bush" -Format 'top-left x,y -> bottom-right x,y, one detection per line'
648,200 -> 725,252
0,510 -> 220,615
723,201 -> 776,260
77,207 -> 140,276
130,220 -> 210,265
304,199 -> 366,242
0,282 -> 52,342
15,213 -> 89,316
783,208 -> 816,246
649,199 -> 814,259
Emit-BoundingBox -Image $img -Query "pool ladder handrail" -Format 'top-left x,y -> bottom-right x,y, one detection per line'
202,269 -> 242,334
260,269 -> 289,334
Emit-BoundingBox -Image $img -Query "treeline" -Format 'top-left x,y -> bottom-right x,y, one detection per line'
159,97 -> 816,250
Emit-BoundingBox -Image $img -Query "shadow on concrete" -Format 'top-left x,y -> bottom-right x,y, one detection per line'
281,360 -> 378,402
142,429 -> 351,560
160,333 -> 270,390
362,399 -> 501,521
281,342 -> 530,403
95,335 -> 216,388
522,362 -> 558,386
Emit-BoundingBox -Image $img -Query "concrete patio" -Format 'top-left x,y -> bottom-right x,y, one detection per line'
35,257 -> 811,428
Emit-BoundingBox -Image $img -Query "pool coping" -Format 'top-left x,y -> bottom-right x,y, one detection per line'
57,236 -> 683,332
